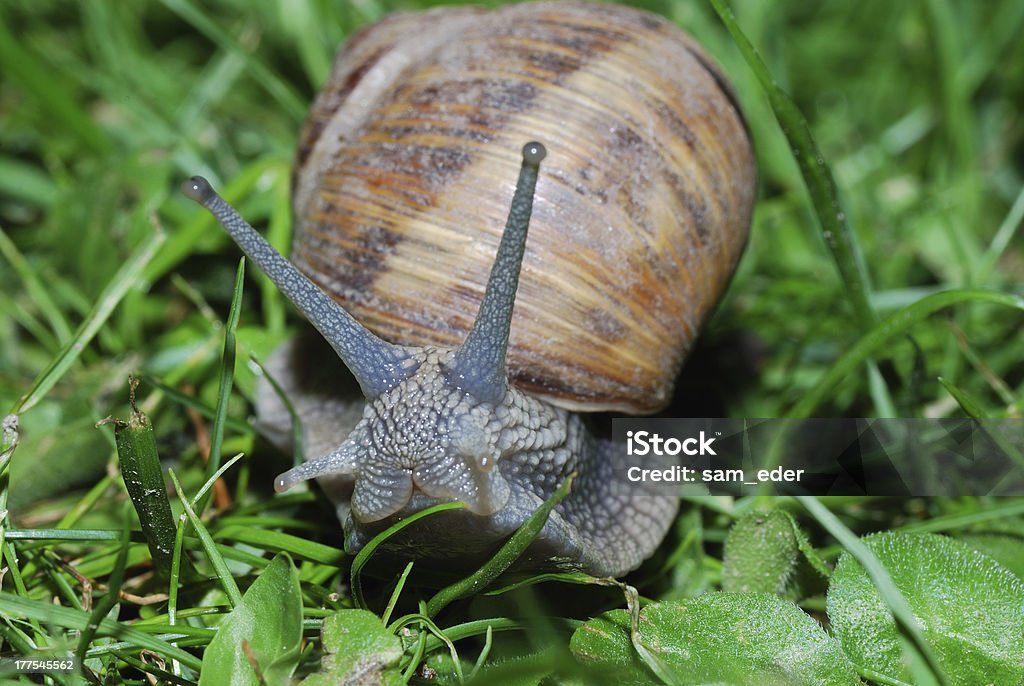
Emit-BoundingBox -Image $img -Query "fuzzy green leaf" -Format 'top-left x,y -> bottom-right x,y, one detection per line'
828,531 -> 1024,684
300,609 -> 403,686
959,531 -> 1024,580
571,593 -> 859,685
571,610 -> 651,685
199,552 -> 303,686
722,509 -> 799,594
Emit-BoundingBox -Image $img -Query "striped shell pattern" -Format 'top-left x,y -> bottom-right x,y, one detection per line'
291,1 -> 756,414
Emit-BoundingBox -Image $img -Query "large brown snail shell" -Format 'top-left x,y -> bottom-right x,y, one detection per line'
290,1 -> 756,414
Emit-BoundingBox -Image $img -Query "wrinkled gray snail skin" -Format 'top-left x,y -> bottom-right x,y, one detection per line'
183,1 -> 756,577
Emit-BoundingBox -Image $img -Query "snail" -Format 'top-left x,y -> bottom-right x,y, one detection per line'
183,1 -> 755,577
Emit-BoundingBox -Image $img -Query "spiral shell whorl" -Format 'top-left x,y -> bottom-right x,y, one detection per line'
292,2 -> 756,414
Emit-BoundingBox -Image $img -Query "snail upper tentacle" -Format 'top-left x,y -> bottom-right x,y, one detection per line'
448,142 -> 546,404
181,177 -> 415,400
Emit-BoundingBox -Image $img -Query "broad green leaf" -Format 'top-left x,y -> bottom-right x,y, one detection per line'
571,594 -> 859,685
722,509 -> 799,594
199,552 -> 303,686
301,609 -> 403,686
959,531 -> 1024,580
571,610 -> 649,685
828,531 -> 1024,685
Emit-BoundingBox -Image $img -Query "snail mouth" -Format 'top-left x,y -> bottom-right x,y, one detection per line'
349,460 -> 511,522
412,453 -> 511,517
350,465 -> 414,523
349,461 -> 512,523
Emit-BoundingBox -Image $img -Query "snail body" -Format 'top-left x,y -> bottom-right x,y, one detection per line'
185,2 -> 754,577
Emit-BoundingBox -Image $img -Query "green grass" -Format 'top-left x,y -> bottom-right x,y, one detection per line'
1,0 -> 1022,684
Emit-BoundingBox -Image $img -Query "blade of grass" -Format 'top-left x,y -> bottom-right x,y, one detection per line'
192,452 -> 245,508
389,609 -> 465,683
931,384 -> 1024,487
195,257 -> 244,516
157,0 -> 306,122
382,561 -> 415,626
37,554 -> 86,611
100,378 -> 178,578
484,571 -> 617,596
137,374 -> 252,435
0,226 -> 72,344
0,622 -> 44,675
5,529 -> 133,542
2,541 -> 43,640
175,32 -> 249,134
169,505 -> 187,632
710,0 -> 876,329
213,525 -> 344,566
926,0 -> 979,227
936,377 -> 986,418
425,475 -> 574,618
708,0 -> 905,419
0,296 -> 57,352
0,18 -> 113,155
417,617 -> 581,651
975,183 -> 1024,286
75,506 -> 131,669
350,501 -> 465,610
0,157 -> 59,208
787,289 -> 1024,417
947,322 -> 1017,407
468,624 -> 493,682
0,591 -> 203,672
168,469 -> 242,607
0,415 -> 19,552
107,651 -> 195,686
900,499 -> 1024,534
55,474 -> 116,529
402,606 -> 430,683
798,496 -> 950,686
11,226 -> 166,415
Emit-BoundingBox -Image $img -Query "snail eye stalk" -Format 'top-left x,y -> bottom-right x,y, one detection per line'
181,176 -> 414,399
449,142 -> 546,405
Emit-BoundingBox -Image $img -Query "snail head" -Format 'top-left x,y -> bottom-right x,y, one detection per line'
182,142 -> 547,521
